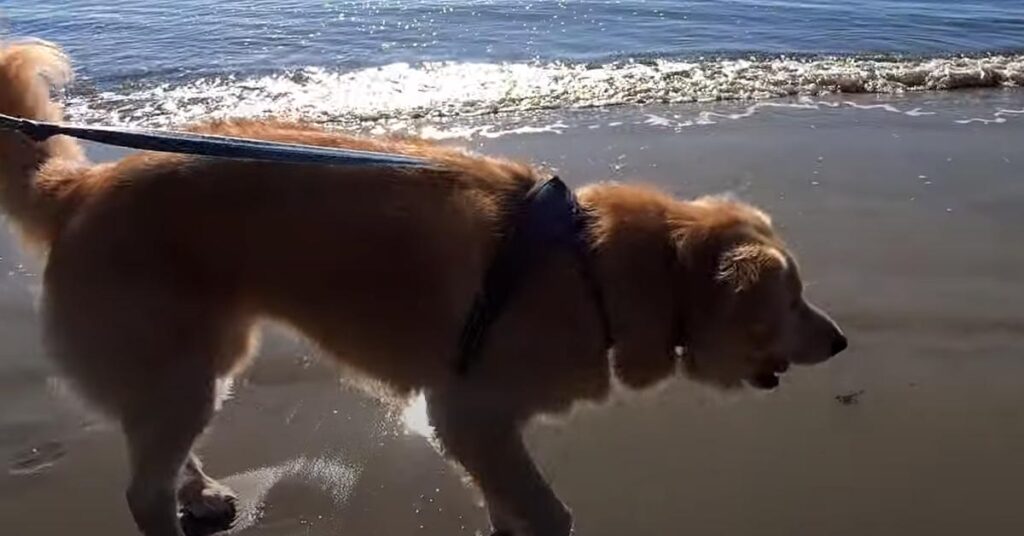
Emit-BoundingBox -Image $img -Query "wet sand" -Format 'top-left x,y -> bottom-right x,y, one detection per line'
2,89 -> 1024,535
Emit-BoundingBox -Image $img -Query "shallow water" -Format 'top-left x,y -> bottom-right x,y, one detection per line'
4,1 -> 1024,128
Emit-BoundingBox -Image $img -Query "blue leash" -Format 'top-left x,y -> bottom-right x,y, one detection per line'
0,112 -> 435,168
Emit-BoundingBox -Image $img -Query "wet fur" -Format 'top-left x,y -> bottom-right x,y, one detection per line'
0,40 -> 843,536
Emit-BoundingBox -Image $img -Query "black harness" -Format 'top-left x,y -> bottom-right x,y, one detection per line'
456,176 -> 614,374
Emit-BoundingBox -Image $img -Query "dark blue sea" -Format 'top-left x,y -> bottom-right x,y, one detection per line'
4,1 -> 1023,127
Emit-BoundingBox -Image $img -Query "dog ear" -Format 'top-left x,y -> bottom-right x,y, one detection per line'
598,231 -> 678,390
715,243 -> 786,293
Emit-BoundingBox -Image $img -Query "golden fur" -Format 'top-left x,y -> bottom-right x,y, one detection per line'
0,40 -> 846,536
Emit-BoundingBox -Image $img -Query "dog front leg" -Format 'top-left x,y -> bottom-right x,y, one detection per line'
427,392 -> 572,536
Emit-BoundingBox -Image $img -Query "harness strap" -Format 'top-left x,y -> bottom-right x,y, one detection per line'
0,112 -> 435,168
456,176 -> 613,374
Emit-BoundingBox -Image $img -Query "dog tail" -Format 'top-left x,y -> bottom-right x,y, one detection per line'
0,39 -> 89,247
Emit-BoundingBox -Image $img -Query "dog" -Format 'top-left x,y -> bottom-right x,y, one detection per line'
0,40 -> 847,536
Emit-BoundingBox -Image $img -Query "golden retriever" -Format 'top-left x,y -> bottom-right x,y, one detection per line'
0,40 -> 846,536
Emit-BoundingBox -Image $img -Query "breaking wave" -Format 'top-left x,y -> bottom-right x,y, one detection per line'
65,54 -> 1024,128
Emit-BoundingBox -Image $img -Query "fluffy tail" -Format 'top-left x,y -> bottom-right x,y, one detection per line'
0,39 -> 88,246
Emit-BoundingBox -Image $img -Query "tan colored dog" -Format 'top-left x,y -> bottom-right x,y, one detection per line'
0,41 -> 846,536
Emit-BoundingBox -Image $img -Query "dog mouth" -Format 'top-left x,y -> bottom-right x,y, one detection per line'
749,360 -> 790,390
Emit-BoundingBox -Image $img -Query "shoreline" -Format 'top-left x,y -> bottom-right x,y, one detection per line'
61,55 -> 1024,129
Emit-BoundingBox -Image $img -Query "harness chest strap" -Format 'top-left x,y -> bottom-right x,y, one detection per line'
455,176 -> 614,374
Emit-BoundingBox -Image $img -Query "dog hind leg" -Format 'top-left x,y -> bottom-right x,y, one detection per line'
123,376 -> 215,536
43,278 -> 253,536
178,453 -> 238,536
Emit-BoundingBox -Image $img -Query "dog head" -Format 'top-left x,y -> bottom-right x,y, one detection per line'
585,186 -> 846,392
670,196 -> 846,390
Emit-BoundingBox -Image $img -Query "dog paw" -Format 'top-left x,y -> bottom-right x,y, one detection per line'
179,483 -> 237,536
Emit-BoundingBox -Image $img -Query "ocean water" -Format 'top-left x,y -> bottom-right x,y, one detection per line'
4,1 -> 1024,128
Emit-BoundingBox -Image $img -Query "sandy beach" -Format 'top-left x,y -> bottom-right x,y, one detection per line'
2,89 -> 1024,535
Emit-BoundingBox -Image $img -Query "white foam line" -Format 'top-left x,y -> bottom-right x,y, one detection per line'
416,124 -> 492,140
844,102 -> 937,117
681,100 -> 830,126
643,114 -> 675,127
955,108 -> 1024,125
695,112 -> 718,125
955,117 -> 1007,124
479,123 -> 567,138
843,102 -> 904,113
417,121 -> 569,140
640,98 -> 944,132
801,98 -> 842,108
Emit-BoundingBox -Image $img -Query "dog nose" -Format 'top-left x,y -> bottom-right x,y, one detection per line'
830,333 -> 848,356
